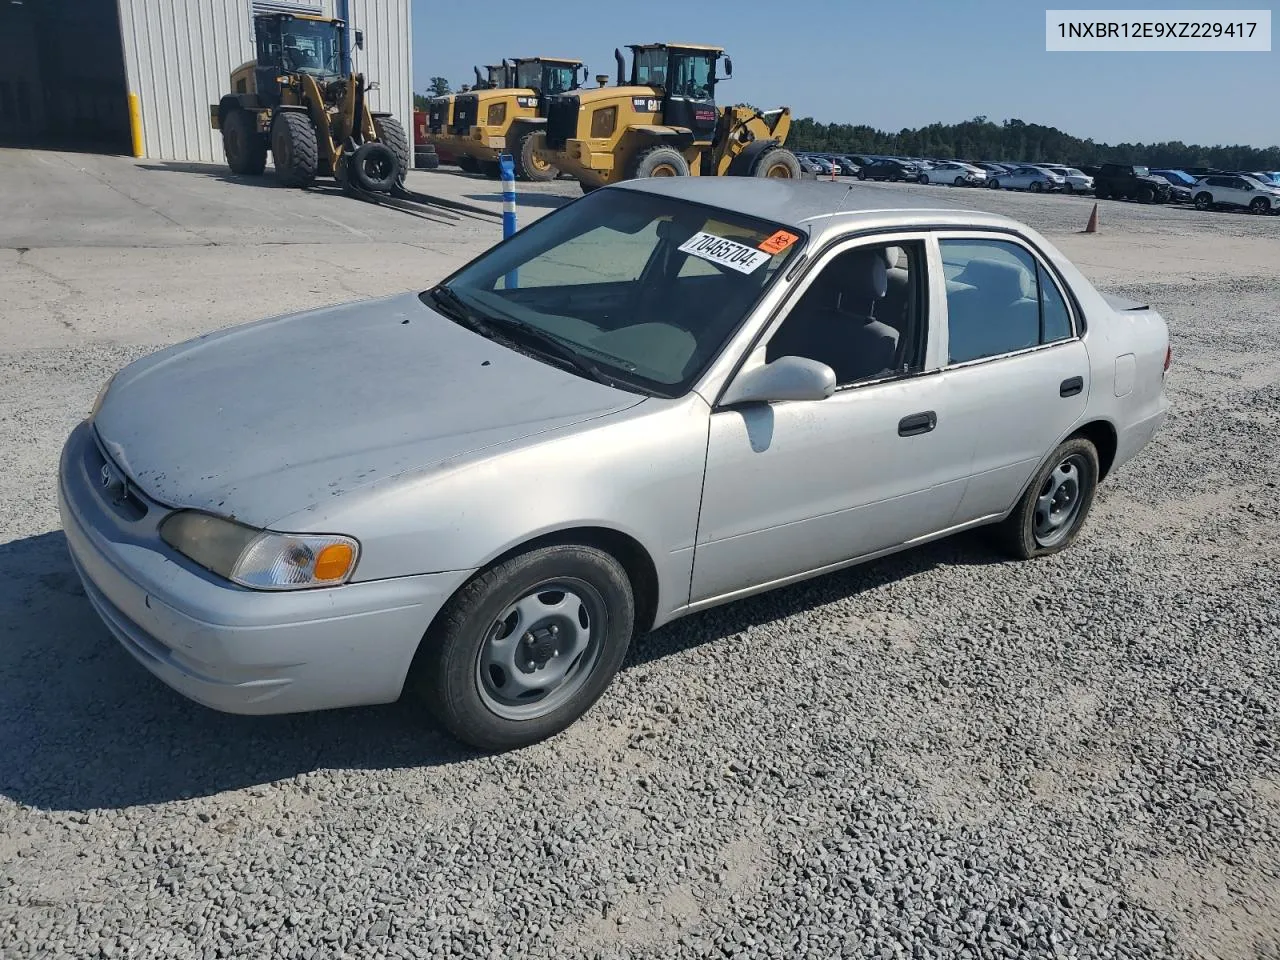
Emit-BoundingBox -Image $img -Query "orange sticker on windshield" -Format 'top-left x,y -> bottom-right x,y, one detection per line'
759,230 -> 800,255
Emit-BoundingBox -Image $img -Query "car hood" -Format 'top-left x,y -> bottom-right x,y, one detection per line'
93,292 -> 645,528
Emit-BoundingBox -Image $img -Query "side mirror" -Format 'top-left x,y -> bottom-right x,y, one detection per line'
723,57 -> 733,78
720,356 -> 836,407
354,30 -> 364,50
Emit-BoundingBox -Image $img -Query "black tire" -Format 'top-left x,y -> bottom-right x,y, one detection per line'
953,176 -> 966,187
457,155 -> 481,175
750,147 -> 801,179
994,437 -> 1099,560
414,146 -> 440,170
480,160 -> 502,179
514,130 -> 558,182
1137,185 -> 1154,203
270,111 -> 318,188
1095,182 -> 1109,200
1030,180 -> 1044,193
410,543 -> 635,752
222,109 -> 267,175
857,170 -> 866,180
348,141 -> 399,192
372,116 -> 410,190
1249,197 -> 1270,214
1193,192 -> 1212,210
628,144 -> 690,180
918,173 -> 930,184
989,179 -> 1000,190
1062,182 -> 1074,193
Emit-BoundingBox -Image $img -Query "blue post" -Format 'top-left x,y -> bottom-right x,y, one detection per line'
499,153 -> 518,288
337,0 -> 352,76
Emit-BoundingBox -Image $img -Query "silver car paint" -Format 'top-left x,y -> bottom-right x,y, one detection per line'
61,178 -> 1169,715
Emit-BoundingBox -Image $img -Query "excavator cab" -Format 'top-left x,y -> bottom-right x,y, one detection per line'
625,44 -> 731,143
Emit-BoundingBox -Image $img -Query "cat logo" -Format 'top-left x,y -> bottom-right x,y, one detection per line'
631,97 -> 659,113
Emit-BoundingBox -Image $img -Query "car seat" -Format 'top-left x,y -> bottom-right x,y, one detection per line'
946,258 -> 1039,363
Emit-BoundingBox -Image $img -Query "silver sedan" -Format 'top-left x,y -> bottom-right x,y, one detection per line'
60,178 -> 1171,751
989,165 -> 1066,192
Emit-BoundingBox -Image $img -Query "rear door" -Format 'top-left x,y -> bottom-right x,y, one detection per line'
932,232 -> 1091,523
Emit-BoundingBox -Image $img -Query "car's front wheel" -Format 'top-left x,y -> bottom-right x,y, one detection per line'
1194,192 -> 1213,210
995,437 -> 1099,560
411,543 -> 635,752
1249,197 -> 1270,214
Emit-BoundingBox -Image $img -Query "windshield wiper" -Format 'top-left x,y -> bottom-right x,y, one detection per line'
480,313 -> 627,388
428,285 -> 499,339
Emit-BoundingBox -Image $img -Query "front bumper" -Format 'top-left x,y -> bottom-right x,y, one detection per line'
57,420 -> 472,715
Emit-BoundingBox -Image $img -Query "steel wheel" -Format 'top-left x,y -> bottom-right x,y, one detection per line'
1033,453 -> 1088,548
475,579 -> 606,721
651,162 -> 679,177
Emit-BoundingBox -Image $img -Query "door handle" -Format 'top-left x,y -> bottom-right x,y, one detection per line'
1060,376 -> 1084,397
898,411 -> 937,437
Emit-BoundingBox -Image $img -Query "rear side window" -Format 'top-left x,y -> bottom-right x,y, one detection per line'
940,238 -> 1075,364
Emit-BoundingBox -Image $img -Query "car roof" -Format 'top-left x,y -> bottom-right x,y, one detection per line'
612,177 -> 1025,235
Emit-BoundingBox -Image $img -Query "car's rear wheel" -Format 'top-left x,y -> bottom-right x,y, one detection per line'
410,543 -> 635,752
1062,182 -> 1074,193
1095,183 -> 1109,200
994,437 -> 1099,560
1249,197 -> 1270,214
1030,181 -> 1043,193
953,175 -> 966,186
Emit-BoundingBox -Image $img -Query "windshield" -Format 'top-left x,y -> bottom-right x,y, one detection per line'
433,189 -> 805,396
277,20 -> 341,77
669,52 -> 715,98
1132,166 -> 1150,176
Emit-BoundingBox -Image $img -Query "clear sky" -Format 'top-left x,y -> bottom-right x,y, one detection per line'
410,0 -> 1278,148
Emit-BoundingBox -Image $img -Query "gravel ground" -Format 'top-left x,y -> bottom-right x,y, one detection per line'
2,155 -> 1279,960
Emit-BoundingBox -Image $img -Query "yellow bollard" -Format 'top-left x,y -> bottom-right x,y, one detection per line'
128,93 -> 144,158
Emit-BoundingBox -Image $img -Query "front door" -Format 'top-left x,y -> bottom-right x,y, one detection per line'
934,233 -> 1091,522
690,235 -> 969,603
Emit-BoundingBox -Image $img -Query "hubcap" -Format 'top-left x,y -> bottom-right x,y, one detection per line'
475,580 -> 604,720
1033,454 -> 1088,547
766,162 -> 792,178
651,162 -> 678,177
529,150 -> 550,172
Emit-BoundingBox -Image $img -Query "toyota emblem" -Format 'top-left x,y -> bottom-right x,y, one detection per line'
100,464 -> 112,488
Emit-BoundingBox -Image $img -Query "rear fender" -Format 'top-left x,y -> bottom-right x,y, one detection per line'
725,137 -> 780,177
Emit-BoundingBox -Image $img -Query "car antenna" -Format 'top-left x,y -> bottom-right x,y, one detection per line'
839,183 -> 856,209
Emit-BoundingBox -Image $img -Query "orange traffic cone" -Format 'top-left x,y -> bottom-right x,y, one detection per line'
1083,202 -> 1099,233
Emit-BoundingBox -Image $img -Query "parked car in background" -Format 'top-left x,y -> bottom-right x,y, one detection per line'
797,155 -> 823,175
1192,174 -> 1280,214
971,161 -> 1010,176
1041,166 -> 1094,193
988,165 -> 1065,193
1148,174 -> 1192,203
1246,171 -> 1280,186
830,156 -> 861,176
1151,169 -> 1198,189
61,177 -> 1172,751
859,158 -> 919,181
1093,164 -> 1172,203
918,160 -> 987,186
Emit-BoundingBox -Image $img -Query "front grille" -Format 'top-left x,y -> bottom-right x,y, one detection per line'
427,98 -> 447,133
451,94 -> 478,135
85,434 -> 148,522
544,96 -> 579,150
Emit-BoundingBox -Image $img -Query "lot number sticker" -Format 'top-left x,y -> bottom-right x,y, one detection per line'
678,231 -> 772,274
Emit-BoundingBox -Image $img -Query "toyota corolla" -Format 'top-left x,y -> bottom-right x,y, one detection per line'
59,178 -> 1170,752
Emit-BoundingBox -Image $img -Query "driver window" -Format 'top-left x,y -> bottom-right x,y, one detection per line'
766,240 -> 926,387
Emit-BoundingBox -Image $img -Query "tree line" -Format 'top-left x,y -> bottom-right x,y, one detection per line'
785,115 -> 1280,170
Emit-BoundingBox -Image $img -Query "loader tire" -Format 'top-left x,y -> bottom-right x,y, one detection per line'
515,130 -> 558,182
628,145 -> 690,180
271,111 -> 318,188
750,147 -> 801,179
457,155 -> 481,175
373,116 -> 411,190
349,142 -> 400,193
222,109 -> 267,175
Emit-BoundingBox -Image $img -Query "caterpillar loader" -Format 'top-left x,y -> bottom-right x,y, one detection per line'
433,57 -> 590,181
534,43 -> 801,192
211,12 -> 420,193
425,62 -> 513,170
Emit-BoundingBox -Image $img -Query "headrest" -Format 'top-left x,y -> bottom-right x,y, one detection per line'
954,258 -> 1032,303
878,246 -> 903,270
842,249 -> 888,301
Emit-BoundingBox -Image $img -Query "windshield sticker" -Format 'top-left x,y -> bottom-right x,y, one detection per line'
759,230 -> 800,255
677,231 -> 772,274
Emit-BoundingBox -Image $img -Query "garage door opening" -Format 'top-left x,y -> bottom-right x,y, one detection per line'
0,0 -> 131,154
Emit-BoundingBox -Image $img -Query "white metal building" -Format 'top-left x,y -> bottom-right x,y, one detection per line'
0,0 -> 412,163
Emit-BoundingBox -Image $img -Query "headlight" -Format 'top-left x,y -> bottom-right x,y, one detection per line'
159,511 -> 359,590
90,374 -> 116,418
486,102 -> 507,126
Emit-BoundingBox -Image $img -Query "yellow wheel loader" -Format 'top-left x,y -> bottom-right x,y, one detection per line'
434,57 -> 590,181
534,43 -> 801,192
425,62 -> 513,173
210,12 -> 414,193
